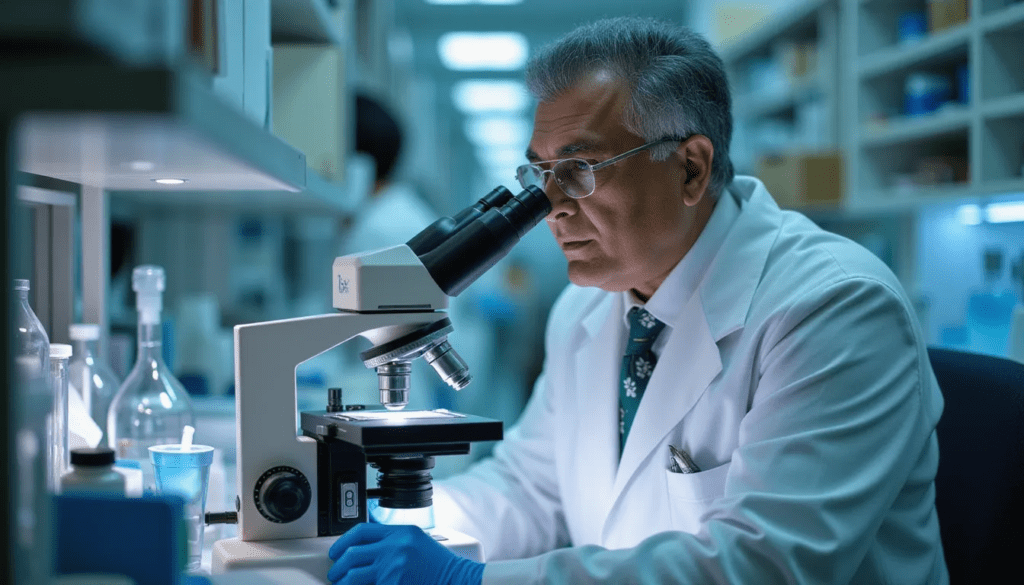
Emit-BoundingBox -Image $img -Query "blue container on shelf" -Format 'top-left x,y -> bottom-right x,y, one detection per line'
898,11 -> 927,45
905,72 -> 952,116
957,64 -> 970,105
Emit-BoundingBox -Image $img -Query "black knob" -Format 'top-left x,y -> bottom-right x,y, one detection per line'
254,466 -> 312,523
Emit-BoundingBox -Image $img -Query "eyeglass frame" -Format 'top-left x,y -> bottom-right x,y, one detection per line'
515,135 -> 690,199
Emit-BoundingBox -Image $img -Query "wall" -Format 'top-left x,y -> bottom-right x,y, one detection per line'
915,204 -> 1024,356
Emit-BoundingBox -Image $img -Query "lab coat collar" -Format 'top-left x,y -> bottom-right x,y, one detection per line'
603,177 -> 782,537
622,176 -> 741,334
698,176 -> 780,341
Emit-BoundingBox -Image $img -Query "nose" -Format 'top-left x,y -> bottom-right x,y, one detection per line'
544,176 -> 575,222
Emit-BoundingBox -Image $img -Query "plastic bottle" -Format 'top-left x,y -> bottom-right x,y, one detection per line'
50,343 -> 73,490
61,447 -> 127,496
108,266 -> 196,494
69,323 -> 122,445
12,279 -> 54,584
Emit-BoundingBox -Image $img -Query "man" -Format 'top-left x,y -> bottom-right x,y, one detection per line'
327,17 -> 948,584
344,92 -> 438,253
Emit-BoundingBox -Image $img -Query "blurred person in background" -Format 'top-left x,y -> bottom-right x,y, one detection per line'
326,16 -> 947,585
343,92 -> 438,253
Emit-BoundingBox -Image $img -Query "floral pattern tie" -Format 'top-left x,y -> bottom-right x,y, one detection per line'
619,307 -> 666,456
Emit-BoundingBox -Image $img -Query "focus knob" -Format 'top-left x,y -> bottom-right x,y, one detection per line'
254,466 -> 311,524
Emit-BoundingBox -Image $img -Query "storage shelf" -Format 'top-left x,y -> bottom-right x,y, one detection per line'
982,93 -> 1024,118
271,0 -> 344,45
851,181 -> 1024,212
980,178 -> 1024,196
736,76 -> 823,119
982,1 -> 1024,33
859,24 -> 970,80
7,58 -> 352,213
721,0 -> 831,63
860,107 -> 971,147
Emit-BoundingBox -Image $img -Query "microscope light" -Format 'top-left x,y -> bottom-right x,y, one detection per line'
152,178 -> 187,185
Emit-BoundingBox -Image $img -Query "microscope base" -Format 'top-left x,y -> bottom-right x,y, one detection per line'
212,528 -> 483,583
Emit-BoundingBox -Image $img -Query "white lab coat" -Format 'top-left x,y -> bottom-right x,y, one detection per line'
434,177 -> 949,584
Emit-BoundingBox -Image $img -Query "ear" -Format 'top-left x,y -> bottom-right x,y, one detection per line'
675,135 -> 714,206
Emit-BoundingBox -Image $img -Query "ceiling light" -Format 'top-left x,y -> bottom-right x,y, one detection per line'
477,146 -> 526,168
426,0 -> 523,5
127,160 -> 155,171
152,178 -> 187,185
984,200 -> 1024,223
438,32 -> 528,71
453,80 -> 530,113
464,116 -> 530,147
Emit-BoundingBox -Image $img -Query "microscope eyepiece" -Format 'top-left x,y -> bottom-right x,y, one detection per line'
406,186 -> 514,256
416,186 -> 550,297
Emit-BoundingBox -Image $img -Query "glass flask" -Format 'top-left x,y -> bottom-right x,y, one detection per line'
13,279 -> 54,584
69,323 -> 122,446
108,266 -> 196,493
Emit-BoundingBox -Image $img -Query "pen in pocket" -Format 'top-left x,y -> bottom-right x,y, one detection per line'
669,445 -> 700,474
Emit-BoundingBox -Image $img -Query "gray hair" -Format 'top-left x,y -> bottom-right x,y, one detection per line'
525,17 -> 735,198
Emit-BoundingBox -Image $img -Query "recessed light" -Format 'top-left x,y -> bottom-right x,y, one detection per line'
438,32 -> 528,71
127,160 -> 156,171
453,80 -> 530,113
464,116 -> 530,147
152,178 -> 187,185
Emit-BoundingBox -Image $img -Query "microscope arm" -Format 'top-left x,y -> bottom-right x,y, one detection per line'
235,311 -> 448,541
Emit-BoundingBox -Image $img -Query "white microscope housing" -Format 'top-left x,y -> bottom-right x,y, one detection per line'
212,185 -> 550,582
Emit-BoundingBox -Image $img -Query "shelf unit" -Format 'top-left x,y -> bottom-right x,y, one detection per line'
2,0 -> 358,344
726,0 -> 1024,216
849,0 -> 1024,212
723,0 -> 841,176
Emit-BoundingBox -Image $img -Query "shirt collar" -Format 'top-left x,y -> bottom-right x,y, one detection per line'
620,188 -> 740,331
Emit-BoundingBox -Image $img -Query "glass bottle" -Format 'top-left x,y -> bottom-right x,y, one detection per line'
108,265 -> 196,493
12,279 -> 54,584
69,323 -> 122,446
50,343 -> 73,491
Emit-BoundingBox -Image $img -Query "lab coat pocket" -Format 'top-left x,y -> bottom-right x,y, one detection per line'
664,461 -> 731,532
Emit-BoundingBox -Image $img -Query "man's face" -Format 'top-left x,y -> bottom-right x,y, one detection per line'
527,71 -> 698,298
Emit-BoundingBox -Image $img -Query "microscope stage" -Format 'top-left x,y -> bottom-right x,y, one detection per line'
300,409 -> 502,454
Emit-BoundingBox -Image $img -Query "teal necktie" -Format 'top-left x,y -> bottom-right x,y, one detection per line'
619,307 -> 666,456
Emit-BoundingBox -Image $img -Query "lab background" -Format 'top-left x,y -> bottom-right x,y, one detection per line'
4,0 -> 1024,577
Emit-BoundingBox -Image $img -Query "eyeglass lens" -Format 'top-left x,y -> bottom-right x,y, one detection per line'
518,159 -> 595,199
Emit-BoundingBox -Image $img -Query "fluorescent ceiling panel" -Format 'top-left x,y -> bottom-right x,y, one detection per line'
427,1 -> 523,5
464,116 -> 530,147
452,80 -> 530,113
438,32 -> 528,71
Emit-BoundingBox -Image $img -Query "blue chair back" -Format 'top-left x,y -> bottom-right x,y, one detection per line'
927,348 -> 1024,583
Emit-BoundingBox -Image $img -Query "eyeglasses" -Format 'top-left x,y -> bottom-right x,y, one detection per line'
515,136 -> 687,199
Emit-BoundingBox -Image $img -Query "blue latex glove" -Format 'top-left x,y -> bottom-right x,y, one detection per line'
328,523 -> 484,585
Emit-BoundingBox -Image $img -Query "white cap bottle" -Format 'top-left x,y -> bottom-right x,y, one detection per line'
60,447 -> 126,496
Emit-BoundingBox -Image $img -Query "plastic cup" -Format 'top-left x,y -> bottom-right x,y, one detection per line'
149,444 -> 214,572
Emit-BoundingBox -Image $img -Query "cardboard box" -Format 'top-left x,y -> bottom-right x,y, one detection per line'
757,152 -> 844,209
272,45 -> 348,181
928,0 -> 969,34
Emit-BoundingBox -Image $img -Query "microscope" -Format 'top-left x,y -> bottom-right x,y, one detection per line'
213,185 -> 550,579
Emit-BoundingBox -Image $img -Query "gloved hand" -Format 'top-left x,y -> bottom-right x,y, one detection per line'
327,523 -> 485,585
